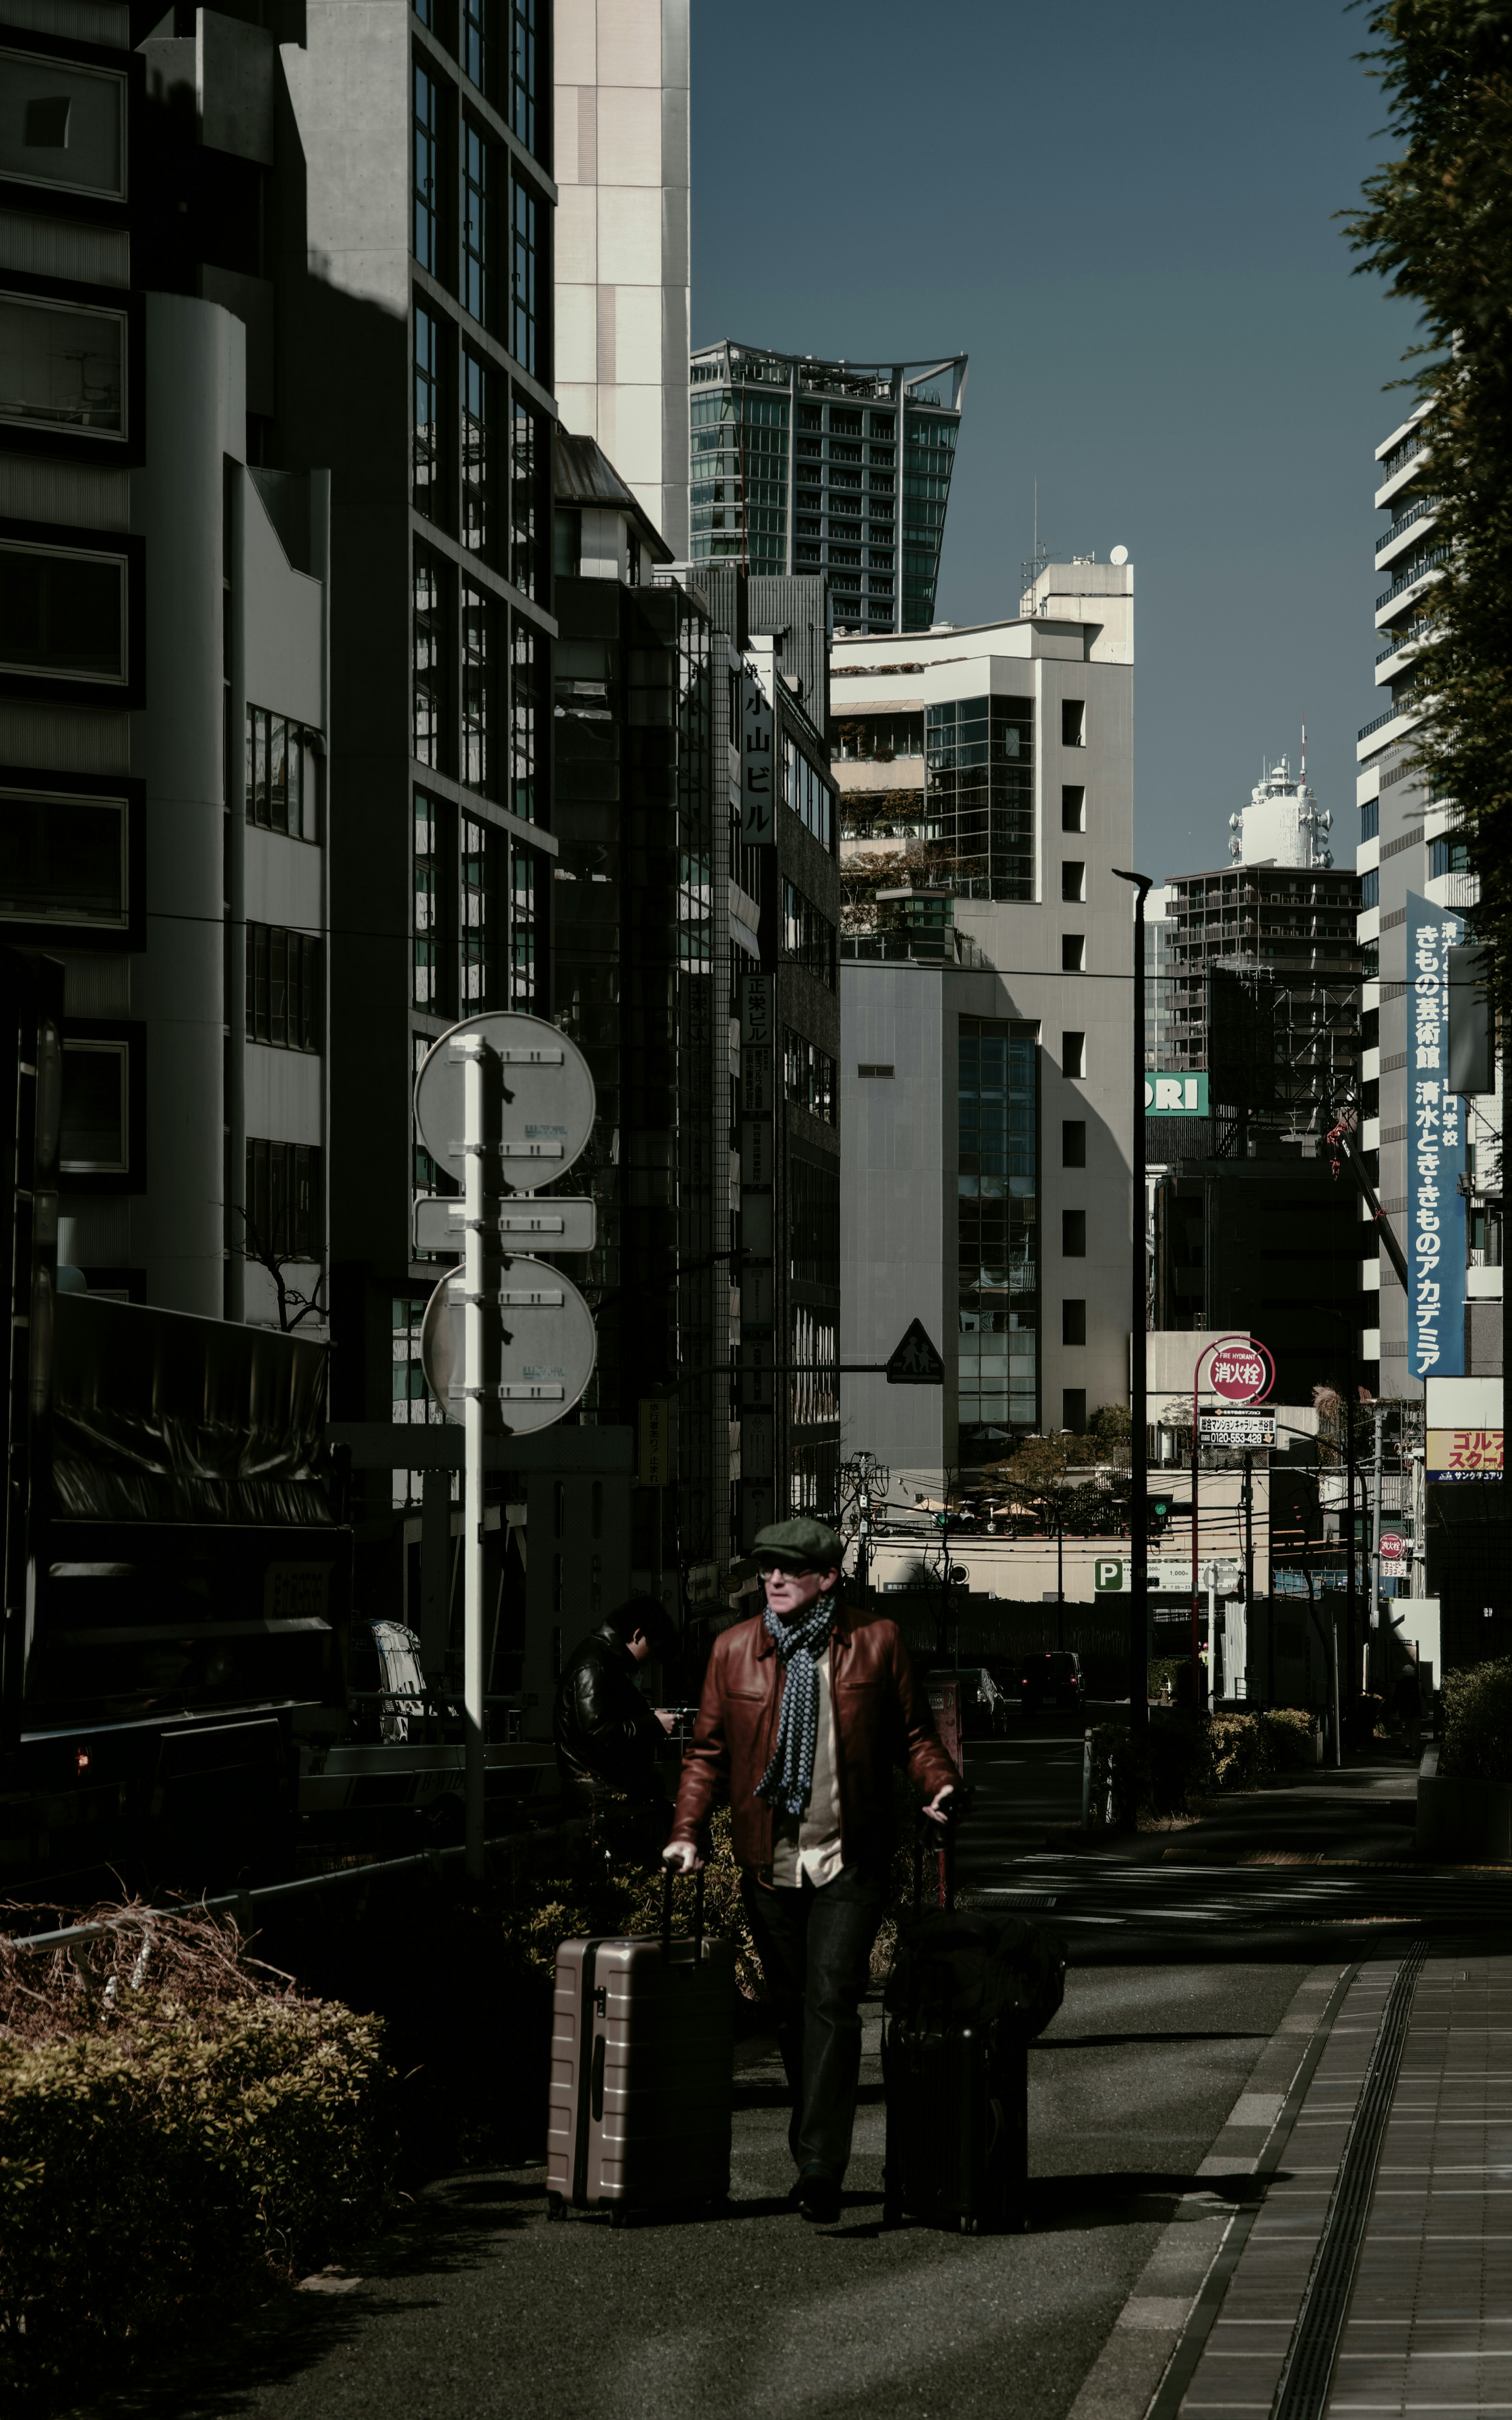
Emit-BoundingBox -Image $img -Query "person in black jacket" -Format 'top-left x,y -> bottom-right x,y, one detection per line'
554,1594 -> 678,1813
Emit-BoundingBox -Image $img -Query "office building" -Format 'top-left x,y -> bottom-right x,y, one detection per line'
687,342 -> 967,635
836,559 -> 1135,1478
1,0 -> 330,1327
553,0 -> 690,557
1357,401 -> 1502,1389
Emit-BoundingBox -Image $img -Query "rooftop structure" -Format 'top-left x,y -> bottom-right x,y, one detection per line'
688,343 -> 967,633
1229,754 -> 1332,869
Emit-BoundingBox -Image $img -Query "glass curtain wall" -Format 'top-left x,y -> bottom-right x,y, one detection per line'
957,1017 -> 1038,1453
925,695 -> 1034,900
689,390 -> 788,569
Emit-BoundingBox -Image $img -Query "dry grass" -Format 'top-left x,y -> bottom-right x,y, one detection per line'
0,1896 -> 295,2047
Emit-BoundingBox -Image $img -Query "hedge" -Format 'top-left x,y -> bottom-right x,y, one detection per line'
1086,1706 -> 1319,1828
0,1992 -> 393,2405
1440,1657 -> 1512,1783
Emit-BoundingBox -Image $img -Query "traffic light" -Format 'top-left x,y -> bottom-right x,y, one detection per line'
1151,1494 -> 1171,1537
934,1512 -> 950,1529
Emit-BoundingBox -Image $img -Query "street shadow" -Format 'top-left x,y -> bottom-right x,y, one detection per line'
1026,2167 -> 1267,2232
1035,2030 -> 1271,2051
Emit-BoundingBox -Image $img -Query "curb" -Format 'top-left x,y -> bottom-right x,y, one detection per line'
1058,1961 -> 1356,2420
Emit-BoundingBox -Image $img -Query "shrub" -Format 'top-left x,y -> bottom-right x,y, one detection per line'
0,1994 -> 393,2404
1208,1712 -> 1266,1793
1143,1713 -> 1210,1814
1148,1657 -> 1184,1704
1260,1707 -> 1318,1772
1440,1657 -> 1512,1783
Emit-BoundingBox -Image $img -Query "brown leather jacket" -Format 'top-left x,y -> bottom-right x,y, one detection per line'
667,1597 -> 960,1871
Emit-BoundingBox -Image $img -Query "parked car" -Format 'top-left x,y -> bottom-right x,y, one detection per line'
1015,1651 -> 1085,1713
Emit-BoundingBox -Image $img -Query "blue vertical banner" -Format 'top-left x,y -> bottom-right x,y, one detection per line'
1406,891 -> 1468,1380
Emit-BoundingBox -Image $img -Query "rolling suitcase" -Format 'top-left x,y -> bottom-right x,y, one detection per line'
546,1869 -> 734,2226
882,1820 -> 1055,2236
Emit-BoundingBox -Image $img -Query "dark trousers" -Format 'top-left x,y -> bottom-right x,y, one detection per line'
741,1862 -> 889,2182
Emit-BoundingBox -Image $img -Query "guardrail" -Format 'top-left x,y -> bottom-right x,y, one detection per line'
1,1819 -> 586,1959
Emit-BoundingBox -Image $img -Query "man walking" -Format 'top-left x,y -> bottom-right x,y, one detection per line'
664,1517 -> 959,2223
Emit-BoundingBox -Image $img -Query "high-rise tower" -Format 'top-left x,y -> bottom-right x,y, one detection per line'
688,344 -> 967,635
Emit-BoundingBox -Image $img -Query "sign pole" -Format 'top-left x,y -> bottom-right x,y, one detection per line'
461,1033 -> 487,1885
1113,867 -> 1152,1742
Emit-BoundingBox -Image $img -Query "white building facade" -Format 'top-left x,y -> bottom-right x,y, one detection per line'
836,561 -> 1136,1483
553,0 -> 690,557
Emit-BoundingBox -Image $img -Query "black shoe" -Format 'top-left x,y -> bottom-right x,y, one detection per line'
795,2164 -> 841,2225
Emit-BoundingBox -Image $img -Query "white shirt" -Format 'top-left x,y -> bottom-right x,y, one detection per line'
771,1644 -> 844,1888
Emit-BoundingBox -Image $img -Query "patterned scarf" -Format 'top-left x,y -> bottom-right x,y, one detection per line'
755,1594 -> 836,1819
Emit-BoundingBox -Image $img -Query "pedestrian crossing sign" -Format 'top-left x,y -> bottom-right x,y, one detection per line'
886,1319 -> 944,1385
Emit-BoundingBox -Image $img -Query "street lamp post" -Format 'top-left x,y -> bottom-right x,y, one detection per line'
1112,869 -> 1152,1742
1188,1333 -> 1274,1711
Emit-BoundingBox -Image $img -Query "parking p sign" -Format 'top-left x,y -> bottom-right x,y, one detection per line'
1095,1557 -> 1128,1592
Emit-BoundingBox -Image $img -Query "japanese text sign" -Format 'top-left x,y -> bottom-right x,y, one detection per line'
1406,893 -> 1468,1380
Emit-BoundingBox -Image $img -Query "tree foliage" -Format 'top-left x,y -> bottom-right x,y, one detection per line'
1345,3 -> 1512,1009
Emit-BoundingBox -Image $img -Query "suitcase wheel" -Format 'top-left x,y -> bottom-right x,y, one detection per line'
545,2192 -> 566,2223
610,2203 -> 632,2230
958,2214 -> 980,2236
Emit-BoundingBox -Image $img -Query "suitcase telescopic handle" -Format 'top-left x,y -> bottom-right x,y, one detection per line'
661,1863 -> 706,1962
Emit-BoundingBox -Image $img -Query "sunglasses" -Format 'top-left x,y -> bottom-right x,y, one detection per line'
755,1557 -> 816,1578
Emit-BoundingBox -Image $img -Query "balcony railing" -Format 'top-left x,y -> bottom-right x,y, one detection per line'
1376,429 -> 1432,488
1374,494 -> 1441,564
1360,695 -> 1421,741
1378,546 -> 1449,612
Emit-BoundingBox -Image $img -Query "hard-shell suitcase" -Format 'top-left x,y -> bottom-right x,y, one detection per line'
546,1869 -> 734,2225
881,1819 -> 1041,2236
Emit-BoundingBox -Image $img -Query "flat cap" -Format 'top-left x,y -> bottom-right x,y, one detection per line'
730,1514 -> 845,1581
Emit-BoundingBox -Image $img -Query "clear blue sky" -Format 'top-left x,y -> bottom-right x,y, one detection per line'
689,0 -> 1412,884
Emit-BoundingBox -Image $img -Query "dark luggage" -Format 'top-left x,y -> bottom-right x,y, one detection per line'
882,1819 -> 1065,2234
546,1869 -> 733,2226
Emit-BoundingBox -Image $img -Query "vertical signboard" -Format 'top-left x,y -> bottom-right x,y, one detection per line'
741,674 -> 775,844
1407,891 -> 1468,1382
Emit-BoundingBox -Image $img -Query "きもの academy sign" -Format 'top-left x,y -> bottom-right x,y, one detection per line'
1407,893 -> 1468,1381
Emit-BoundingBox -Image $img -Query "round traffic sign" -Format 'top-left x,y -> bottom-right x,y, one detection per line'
414,1013 -> 596,1193
419,1256 -> 597,1435
1379,1531 -> 1405,1561
1210,1341 -> 1273,1404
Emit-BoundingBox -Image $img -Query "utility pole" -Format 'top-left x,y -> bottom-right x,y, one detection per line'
1345,1363 -> 1358,1754
1243,1451 -> 1256,1701
1112,866 -> 1152,1742
1371,1402 -> 1384,1654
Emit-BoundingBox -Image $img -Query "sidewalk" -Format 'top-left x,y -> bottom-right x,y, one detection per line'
1068,1944 -> 1512,2420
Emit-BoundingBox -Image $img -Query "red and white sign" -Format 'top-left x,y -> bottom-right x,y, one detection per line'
1379,1531 -> 1405,1561
1210,1343 -> 1272,1404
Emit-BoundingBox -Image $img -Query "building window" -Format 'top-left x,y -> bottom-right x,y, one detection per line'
789,1305 -> 838,1431
463,125 -> 489,326
0,542 -> 124,681
788,1157 -> 840,1289
461,812 -> 499,1003
0,789 -> 126,926
857,1063 -> 893,1079
1361,798 -> 1379,842
1360,868 -> 1379,908
1,56 -> 126,199
414,306 -> 439,521
0,292 -> 124,438
511,618 -> 539,820
1061,698 -> 1086,747
510,841 -> 539,1006
413,66 -> 439,275
510,393 -> 542,597
1062,1030 -> 1086,1079
782,881 -> 836,988
510,175 -> 537,375
784,1029 -> 837,1125
462,348 -> 490,556
925,694 -> 1033,903
61,1039 -> 128,1172
246,1139 -> 323,1261
462,0 -> 489,98
245,705 -> 317,838
413,791 -> 448,1009
1062,1208 -> 1086,1257
1062,1119 -> 1086,1168
783,734 -> 834,849
1061,785 -> 1085,833
958,1017 -> 1038,1446
1061,863 -> 1085,904
1061,933 -> 1085,971
1062,1299 -> 1086,1346
1430,835 -> 1469,878
510,0 -> 537,152
246,923 -> 321,1050
462,583 -> 493,793
1062,1388 -> 1087,1435
413,544 -> 445,770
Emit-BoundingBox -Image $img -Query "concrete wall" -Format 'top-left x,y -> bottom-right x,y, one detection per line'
554,0 -> 689,554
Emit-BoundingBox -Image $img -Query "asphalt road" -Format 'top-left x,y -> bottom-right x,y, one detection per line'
109,1924 -> 1309,2420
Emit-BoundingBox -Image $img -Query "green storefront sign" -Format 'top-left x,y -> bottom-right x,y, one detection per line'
1143,1071 -> 1208,1117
